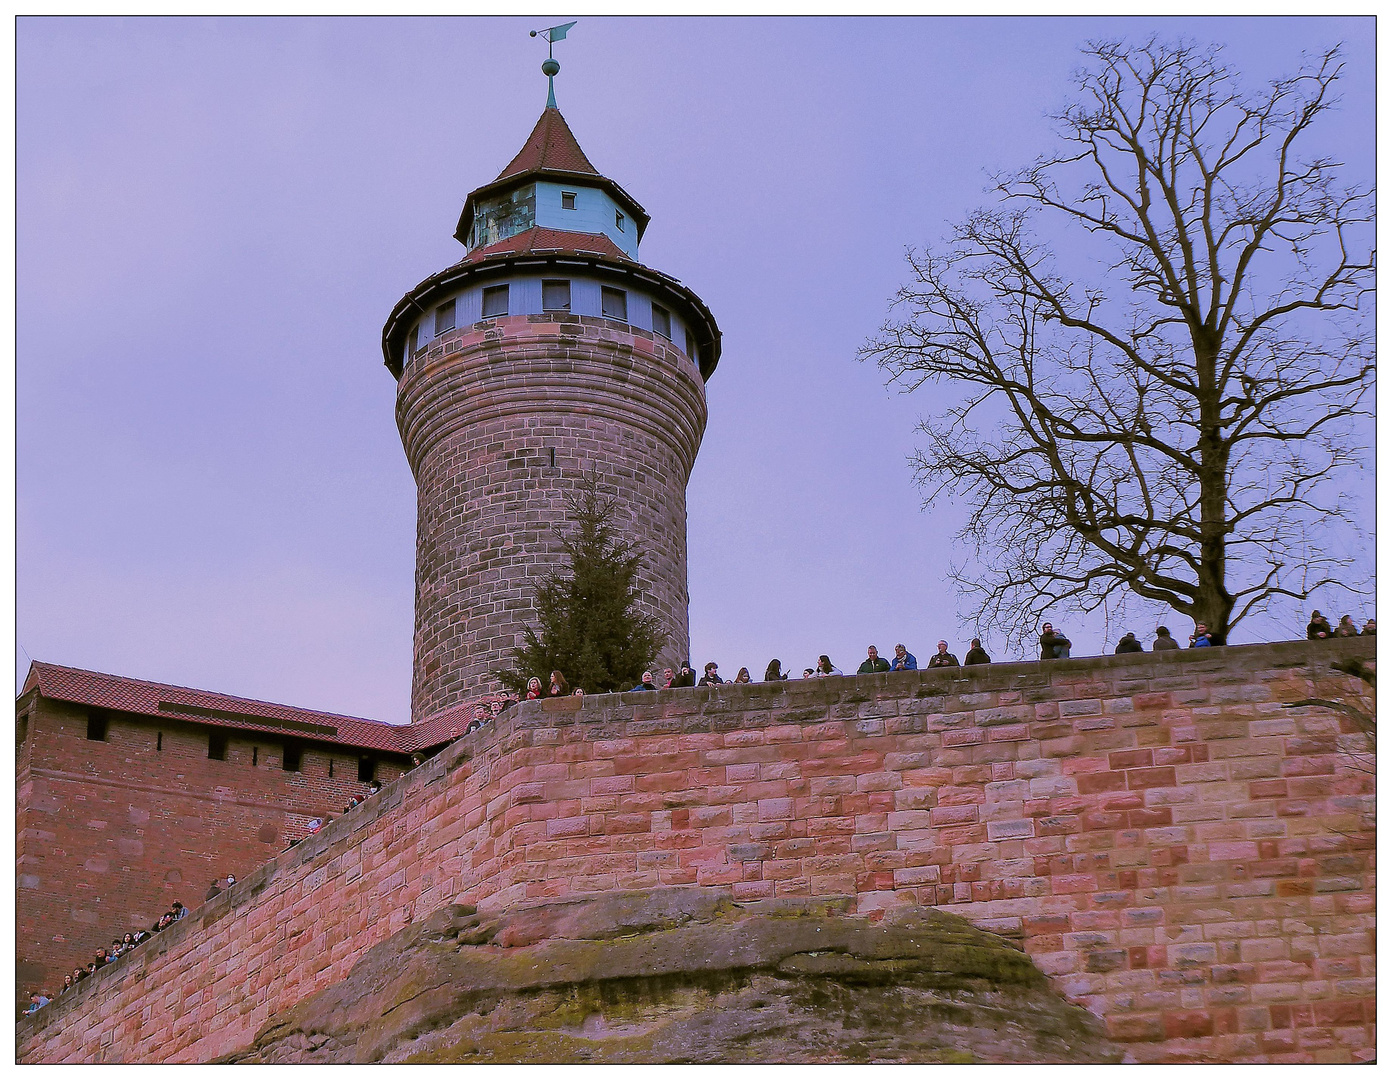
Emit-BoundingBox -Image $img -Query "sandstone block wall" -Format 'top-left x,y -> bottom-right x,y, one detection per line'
396,313 -> 708,720
14,697 -> 406,999
18,642 -> 1374,1064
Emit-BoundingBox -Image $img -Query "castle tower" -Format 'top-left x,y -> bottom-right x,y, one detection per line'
381,85 -> 721,722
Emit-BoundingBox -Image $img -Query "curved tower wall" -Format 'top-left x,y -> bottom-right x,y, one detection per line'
396,311 -> 707,720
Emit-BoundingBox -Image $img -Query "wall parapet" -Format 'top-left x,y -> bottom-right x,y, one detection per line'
18,640 -> 1375,1063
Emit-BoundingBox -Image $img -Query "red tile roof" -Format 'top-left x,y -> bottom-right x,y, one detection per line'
495,107 -> 600,181
22,661 -> 412,753
21,661 -> 517,755
457,225 -> 635,266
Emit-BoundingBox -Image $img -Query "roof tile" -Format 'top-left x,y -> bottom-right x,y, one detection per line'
495,107 -> 599,181
458,226 -> 635,266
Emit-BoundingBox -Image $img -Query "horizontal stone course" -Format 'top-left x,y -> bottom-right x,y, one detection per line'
18,641 -> 1374,1065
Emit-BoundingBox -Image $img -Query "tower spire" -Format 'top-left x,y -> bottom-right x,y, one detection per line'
530,20 -> 577,109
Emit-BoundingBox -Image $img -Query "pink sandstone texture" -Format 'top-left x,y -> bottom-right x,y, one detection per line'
17,641 -> 1375,1064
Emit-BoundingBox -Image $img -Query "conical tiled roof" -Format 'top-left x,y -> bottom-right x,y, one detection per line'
495,108 -> 599,181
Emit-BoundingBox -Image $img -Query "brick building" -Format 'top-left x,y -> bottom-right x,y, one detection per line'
14,661 -> 470,1003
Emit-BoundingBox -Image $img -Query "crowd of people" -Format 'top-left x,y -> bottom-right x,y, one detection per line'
594,609 -> 1378,695
22,894 -> 203,1018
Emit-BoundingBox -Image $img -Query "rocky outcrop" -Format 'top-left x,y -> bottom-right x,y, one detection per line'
226,888 -> 1121,1064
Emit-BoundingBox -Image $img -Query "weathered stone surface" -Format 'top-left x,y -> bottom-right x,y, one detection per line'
224,889 -> 1121,1065
18,644 -> 1375,1065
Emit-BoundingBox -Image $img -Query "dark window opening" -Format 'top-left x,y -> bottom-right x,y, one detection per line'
282,741 -> 302,773
561,191 -> 577,210
17,713 -> 29,750
601,287 -> 628,321
481,285 -> 509,318
87,712 -> 109,742
252,746 -> 258,767
542,279 -> 571,312
328,759 -> 335,779
408,325 -> 419,358
156,731 -> 163,752
615,209 -> 625,232
651,303 -> 671,339
434,299 -> 456,336
358,757 -> 376,783
686,328 -> 698,359
549,447 -> 556,468
208,732 -> 227,761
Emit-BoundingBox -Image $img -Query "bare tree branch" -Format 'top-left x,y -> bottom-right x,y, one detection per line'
860,38 -> 1374,654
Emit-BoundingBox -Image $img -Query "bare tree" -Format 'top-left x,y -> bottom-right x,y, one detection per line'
861,39 -> 1373,651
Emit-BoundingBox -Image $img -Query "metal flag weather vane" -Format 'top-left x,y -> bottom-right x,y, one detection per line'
530,20 -> 577,108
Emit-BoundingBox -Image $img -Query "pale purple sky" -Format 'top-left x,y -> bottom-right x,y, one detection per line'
17,17 -> 1375,723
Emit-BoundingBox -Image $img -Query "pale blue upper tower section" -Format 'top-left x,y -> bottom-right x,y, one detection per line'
534,181 -> 638,258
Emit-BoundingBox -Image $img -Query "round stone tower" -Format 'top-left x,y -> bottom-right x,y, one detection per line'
382,101 -> 721,723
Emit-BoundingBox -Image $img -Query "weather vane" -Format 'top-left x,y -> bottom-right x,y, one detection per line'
530,21 -> 577,109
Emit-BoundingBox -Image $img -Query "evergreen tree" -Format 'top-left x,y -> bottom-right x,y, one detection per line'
497,473 -> 665,695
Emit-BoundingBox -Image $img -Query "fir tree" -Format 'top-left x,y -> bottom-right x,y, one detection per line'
497,473 -> 665,695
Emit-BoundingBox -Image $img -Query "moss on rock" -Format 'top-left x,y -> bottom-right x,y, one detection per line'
223,887 -> 1121,1065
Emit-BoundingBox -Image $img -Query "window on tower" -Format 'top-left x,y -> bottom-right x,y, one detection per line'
561,191 -> 577,210
208,731 -> 227,761
543,280 -> 571,313
685,327 -> 698,360
481,285 -> 509,318
615,210 -> 625,232
435,299 -> 456,336
601,287 -> 628,321
651,302 -> 671,339
408,325 -> 419,359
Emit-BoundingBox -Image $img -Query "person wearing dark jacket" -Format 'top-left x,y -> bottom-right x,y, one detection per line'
1115,632 -> 1144,654
857,646 -> 891,674
762,659 -> 786,681
1152,626 -> 1179,650
926,641 -> 960,668
1361,619 -> 1376,636
1039,623 -> 1070,659
205,879 -> 223,902
964,639 -> 990,665
672,661 -> 697,688
1335,615 -> 1359,638
1307,611 -> 1332,639
697,662 -> 724,686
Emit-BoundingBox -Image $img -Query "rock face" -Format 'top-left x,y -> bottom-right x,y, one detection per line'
225,889 -> 1121,1064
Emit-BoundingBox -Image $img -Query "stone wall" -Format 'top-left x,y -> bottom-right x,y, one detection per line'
14,696 -> 407,1000
17,641 -> 1375,1064
396,313 -> 708,720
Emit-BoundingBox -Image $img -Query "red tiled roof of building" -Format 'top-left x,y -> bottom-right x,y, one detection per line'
22,661 -> 409,754
457,225 -> 635,266
20,661 -> 517,755
495,107 -> 599,181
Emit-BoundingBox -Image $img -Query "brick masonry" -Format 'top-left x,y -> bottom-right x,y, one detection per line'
17,641 -> 1375,1064
397,312 -> 708,721
14,697 -> 408,1003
